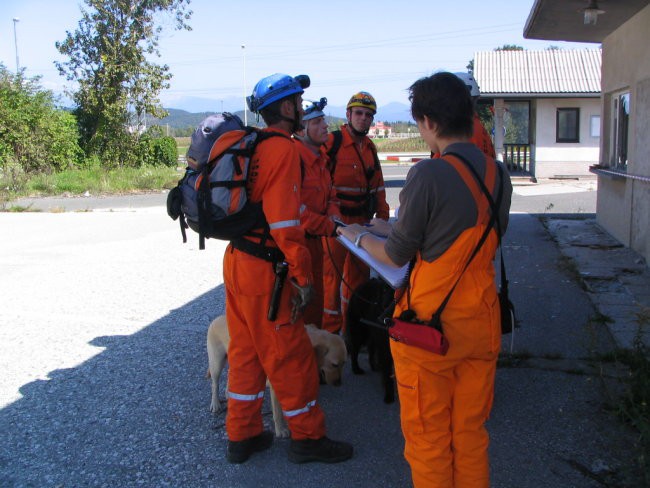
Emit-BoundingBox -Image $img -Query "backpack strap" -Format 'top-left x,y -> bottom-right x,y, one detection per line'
229,129 -> 291,261
326,129 -> 343,175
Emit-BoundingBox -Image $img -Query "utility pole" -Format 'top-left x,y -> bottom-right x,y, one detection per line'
12,18 -> 20,74
241,44 -> 247,125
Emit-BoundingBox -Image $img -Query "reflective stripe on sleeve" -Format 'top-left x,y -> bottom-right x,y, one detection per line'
227,389 -> 265,402
334,185 -> 365,193
323,308 -> 340,316
283,400 -> 317,418
268,219 -> 300,230
334,186 -> 384,194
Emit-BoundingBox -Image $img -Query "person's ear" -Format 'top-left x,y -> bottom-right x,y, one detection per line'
280,98 -> 294,118
422,115 -> 437,134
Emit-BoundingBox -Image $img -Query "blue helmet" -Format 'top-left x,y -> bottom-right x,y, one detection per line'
247,73 -> 310,113
302,97 -> 327,122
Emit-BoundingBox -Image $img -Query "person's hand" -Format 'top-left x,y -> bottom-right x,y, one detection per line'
331,215 -> 345,236
367,218 -> 392,237
336,223 -> 365,242
290,279 -> 314,323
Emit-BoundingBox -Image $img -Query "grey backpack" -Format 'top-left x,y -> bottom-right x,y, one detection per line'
167,113 -> 284,249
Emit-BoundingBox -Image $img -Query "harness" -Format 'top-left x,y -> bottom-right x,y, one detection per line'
327,129 -> 381,219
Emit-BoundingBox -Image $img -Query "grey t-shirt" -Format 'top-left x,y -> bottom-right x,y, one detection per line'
385,142 -> 512,267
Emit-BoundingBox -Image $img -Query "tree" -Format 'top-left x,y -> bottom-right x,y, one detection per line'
56,0 -> 192,167
494,44 -> 524,51
468,45 -> 525,73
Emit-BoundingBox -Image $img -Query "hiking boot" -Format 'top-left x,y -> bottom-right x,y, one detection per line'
288,436 -> 353,464
226,430 -> 274,464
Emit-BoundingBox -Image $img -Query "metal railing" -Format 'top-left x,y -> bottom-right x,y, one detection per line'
503,144 -> 530,173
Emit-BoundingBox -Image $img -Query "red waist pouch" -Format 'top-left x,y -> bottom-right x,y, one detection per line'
387,318 -> 449,355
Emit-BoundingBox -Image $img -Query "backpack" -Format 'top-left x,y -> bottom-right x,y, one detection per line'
167,112 -> 283,250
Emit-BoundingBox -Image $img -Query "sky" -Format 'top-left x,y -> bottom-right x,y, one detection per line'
0,0 -> 600,113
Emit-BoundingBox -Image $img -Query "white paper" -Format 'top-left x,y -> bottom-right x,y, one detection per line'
337,235 -> 409,289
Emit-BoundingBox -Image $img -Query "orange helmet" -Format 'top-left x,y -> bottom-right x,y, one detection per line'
346,91 -> 377,114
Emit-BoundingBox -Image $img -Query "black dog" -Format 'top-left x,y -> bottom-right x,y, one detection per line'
346,277 -> 396,403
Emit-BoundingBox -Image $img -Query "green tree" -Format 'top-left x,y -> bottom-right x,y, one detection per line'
494,44 -> 524,51
55,0 -> 192,167
0,64 -> 83,179
468,45 -> 525,73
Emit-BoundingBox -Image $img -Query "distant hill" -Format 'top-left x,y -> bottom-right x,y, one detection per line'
148,108 -> 346,136
160,95 -> 413,123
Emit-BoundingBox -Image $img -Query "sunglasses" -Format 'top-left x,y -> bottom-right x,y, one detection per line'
352,109 -> 374,118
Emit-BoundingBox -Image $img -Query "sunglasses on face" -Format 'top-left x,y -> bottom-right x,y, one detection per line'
352,109 -> 374,118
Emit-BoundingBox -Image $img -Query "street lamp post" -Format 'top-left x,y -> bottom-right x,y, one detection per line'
241,44 -> 247,125
12,18 -> 20,74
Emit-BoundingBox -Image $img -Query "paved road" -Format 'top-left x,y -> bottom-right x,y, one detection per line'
0,176 -> 641,487
7,165 -> 598,216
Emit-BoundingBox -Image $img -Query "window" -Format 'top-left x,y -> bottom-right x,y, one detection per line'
611,92 -> 630,169
590,115 -> 600,138
556,108 -> 580,143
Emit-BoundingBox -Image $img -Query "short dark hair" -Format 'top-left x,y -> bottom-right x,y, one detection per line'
409,72 -> 473,139
260,95 -> 298,126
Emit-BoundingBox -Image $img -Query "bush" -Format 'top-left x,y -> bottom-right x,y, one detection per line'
0,65 -> 84,174
136,134 -> 177,167
152,136 -> 178,167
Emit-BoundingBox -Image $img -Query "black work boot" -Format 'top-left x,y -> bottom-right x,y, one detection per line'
226,430 -> 274,464
288,436 -> 353,464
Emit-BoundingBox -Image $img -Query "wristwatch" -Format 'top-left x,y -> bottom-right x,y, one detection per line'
354,231 -> 371,248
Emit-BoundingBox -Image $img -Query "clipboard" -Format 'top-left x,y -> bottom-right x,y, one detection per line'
337,234 -> 409,289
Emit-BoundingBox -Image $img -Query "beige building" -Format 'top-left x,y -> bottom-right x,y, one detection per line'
525,0 -> 650,263
474,49 -> 602,179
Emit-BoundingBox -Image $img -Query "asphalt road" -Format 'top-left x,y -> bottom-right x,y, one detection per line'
7,164 -> 598,216
1,174 -> 640,487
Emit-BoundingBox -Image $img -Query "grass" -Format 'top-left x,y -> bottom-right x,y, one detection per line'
373,137 -> 429,153
174,136 -> 428,158
176,136 -> 190,158
2,134 -> 427,207
1,164 -> 182,208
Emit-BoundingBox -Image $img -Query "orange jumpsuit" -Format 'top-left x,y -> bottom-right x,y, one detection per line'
295,140 -> 340,328
433,113 -> 496,160
386,149 -> 508,488
472,112 -> 496,159
321,126 -> 390,333
224,128 -> 326,442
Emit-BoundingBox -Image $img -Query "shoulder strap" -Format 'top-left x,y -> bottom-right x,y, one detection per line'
445,150 -> 509,301
326,129 -> 343,175
425,154 -> 501,330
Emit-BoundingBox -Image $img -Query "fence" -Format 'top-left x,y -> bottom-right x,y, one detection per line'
503,144 -> 530,173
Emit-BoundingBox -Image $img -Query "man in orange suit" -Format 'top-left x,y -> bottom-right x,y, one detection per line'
224,73 -> 352,465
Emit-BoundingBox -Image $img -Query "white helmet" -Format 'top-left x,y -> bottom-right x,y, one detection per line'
302,97 -> 327,122
454,72 -> 480,98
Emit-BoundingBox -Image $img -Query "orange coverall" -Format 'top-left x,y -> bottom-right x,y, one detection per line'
321,126 -> 390,333
391,155 -> 501,488
295,140 -> 340,328
472,112 -> 496,159
224,129 -> 326,442
433,113 -> 496,160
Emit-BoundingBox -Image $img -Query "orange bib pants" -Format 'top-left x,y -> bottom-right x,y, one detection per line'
392,156 -> 501,487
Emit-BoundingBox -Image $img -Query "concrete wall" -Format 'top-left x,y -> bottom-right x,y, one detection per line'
597,4 -> 650,263
532,98 -> 601,178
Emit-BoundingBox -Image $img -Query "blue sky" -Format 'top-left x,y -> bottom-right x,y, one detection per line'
0,0 -> 599,111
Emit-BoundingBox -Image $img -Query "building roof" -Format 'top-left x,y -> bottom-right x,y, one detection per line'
524,0 -> 650,43
474,49 -> 602,98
